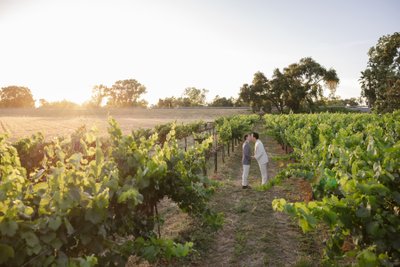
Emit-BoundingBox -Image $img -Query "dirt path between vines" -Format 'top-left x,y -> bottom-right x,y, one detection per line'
188,134 -> 322,267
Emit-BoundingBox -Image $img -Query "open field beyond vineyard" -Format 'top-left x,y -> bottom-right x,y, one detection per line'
0,108 -> 250,140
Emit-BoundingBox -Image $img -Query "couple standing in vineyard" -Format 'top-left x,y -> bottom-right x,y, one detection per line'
241,132 -> 269,189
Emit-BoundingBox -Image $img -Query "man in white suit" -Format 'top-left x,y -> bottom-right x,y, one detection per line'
251,132 -> 269,185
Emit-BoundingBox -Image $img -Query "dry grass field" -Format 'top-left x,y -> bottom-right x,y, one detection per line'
0,108 -> 250,140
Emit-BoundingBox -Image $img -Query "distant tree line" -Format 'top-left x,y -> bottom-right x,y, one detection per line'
0,76 -> 363,112
1,32 -> 398,112
156,87 -> 209,108
38,99 -> 80,109
155,88 -> 243,108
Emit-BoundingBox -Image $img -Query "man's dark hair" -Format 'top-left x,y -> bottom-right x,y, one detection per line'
252,132 -> 259,139
243,134 -> 248,141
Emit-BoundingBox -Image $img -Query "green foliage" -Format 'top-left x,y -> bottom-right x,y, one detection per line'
13,132 -> 46,175
193,131 -> 211,142
360,32 -> 400,113
281,57 -> 339,113
267,112 -> 400,265
239,72 -> 271,112
319,96 -> 361,108
239,58 -> 339,113
153,120 -> 207,144
91,79 -> 148,108
0,117 -> 217,266
216,118 -> 232,143
0,113 -> 258,265
256,163 -> 313,191
182,87 -> 209,107
134,237 -> 193,263
38,99 -> 80,109
156,87 -> 209,107
216,114 -> 258,144
109,117 -> 216,236
314,105 -> 360,113
209,95 -> 235,107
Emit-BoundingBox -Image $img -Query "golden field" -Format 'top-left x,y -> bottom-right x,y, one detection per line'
0,108 -> 250,140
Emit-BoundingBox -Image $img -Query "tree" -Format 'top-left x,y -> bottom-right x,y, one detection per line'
251,71 -> 270,111
90,84 -> 108,107
155,96 -> 187,108
239,58 -> 339,113
267,69 -> 288,113
209,95 -> 235,107
0,86 -> 35,108
38,98 -> 48,107
156,97 -> 178,108
182,87 -> 208,106
239,72 -> 271,112
238,83 -> 252,106
107,79 -> 147,107
323,97 -> 360,107
155,87 -> 209,108
233,96 -> 247,107
282,57 -> 339,113
38,99 -> 80,109
90,79 -> 147,108
360,32 -> 400,112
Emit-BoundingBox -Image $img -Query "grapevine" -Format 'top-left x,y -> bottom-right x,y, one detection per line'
267,112 -> 400,265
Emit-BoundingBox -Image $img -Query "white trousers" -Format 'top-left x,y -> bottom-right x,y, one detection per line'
242,165 -> 250,186
258,162 -> 268,185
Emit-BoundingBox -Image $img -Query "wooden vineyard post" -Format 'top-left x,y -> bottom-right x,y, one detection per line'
213,126 -> 218,173
184,137 -> 187,152
203,153 -> 207,176
231,139 -> 235,153
227,142 -> 230,156
222,144 -> 225,164
214,148 -> 218,173
155,203 -> 161,238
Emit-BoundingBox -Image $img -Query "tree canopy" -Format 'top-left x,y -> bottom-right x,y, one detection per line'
0,86 -> 35,108
239,57 -> 339,113
156,87 -> 209,108
38,99 -> 80,109
282,57 -> 339,112
360,32 -> 400,113
156,96 -> 178,108
239,72 -> 271,112
182,87 -> 209,106
209,95 -> 235,107
91,79 -> 148,107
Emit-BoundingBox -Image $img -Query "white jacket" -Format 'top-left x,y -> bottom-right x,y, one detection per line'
254,139 -> 268,165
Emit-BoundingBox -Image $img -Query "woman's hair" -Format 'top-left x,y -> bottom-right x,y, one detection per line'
243,134 -> 248,141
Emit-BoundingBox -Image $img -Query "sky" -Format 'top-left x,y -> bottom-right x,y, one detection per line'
0,0 -> 399,105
